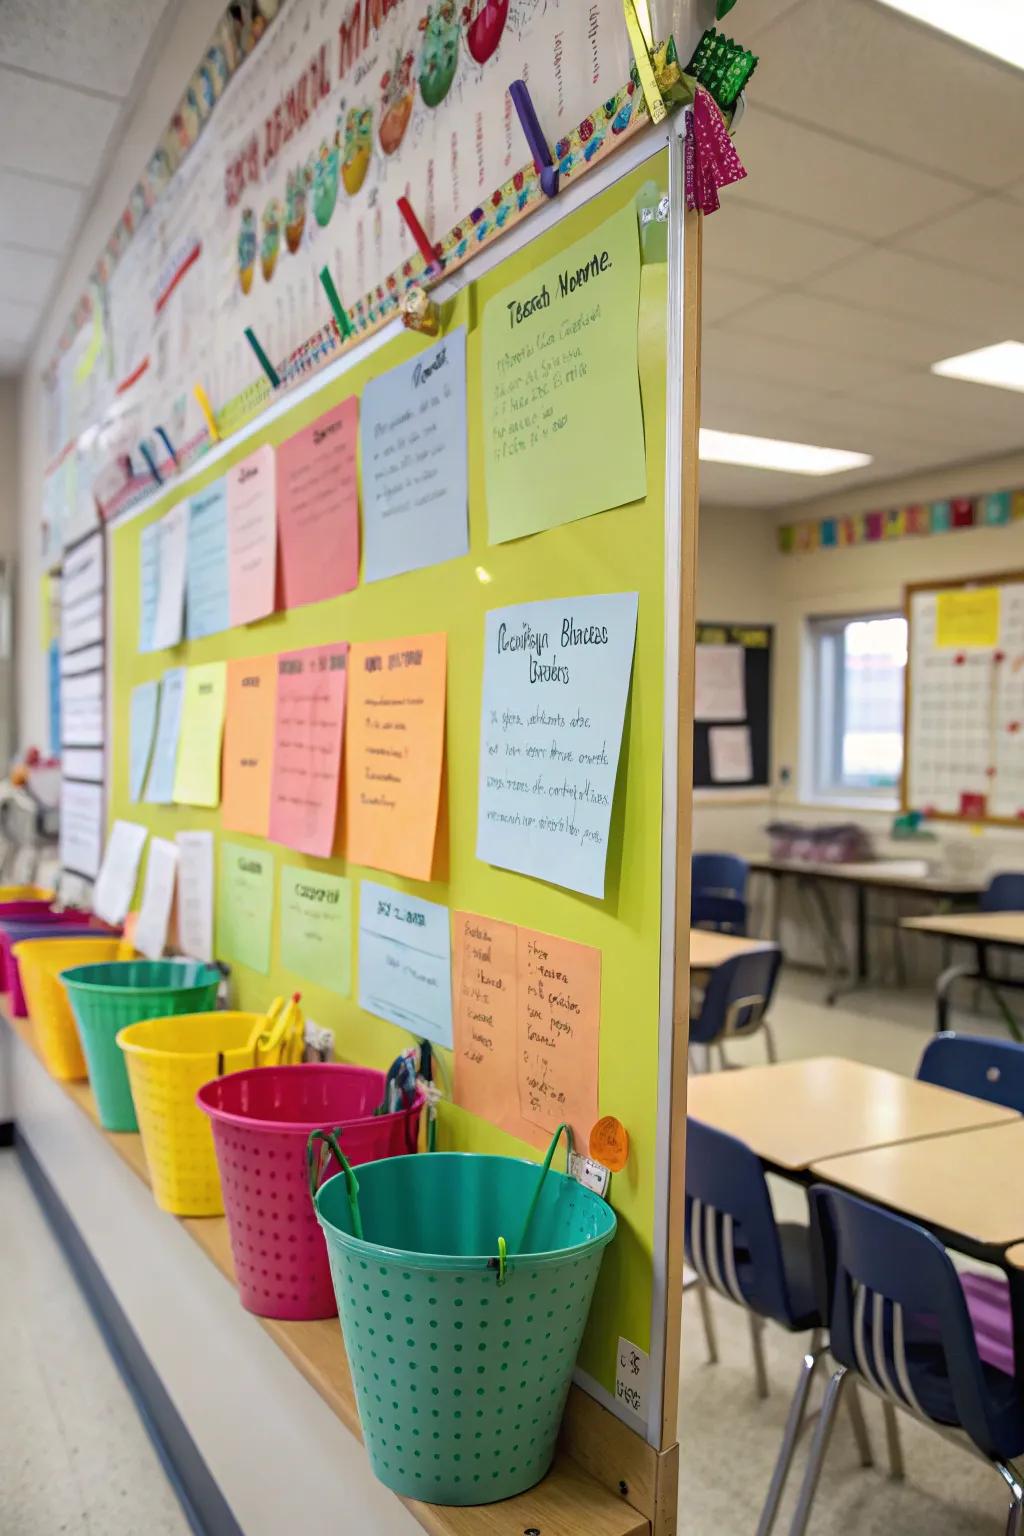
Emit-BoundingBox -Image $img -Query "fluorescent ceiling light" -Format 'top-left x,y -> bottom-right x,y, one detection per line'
873,1 -> 1024,71
699,429 -> 872,476
932,341 -> 1024,394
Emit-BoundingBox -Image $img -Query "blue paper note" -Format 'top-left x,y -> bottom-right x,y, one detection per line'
186,480 -> 230,640
144,667 -> 186,804
48,641 -> 61,756
360,326 -> 468,584
129,679 -> 160,802
139,521 -> 161,653
475,591 -> 639,899
358,879 -> 453,1047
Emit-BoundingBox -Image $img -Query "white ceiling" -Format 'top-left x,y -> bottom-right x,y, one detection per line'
0,0 -> 174,375
0,0 -> 1021,513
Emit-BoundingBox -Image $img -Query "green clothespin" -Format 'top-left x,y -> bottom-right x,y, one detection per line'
319,266 -> 355,341
244,327 -> 280,388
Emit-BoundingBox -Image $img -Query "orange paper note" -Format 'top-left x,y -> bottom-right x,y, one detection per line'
346,633 -> 446,881
277,397 -> 359,609
269,643 -> 348,858
453,912 -> 601,1151
222,655 -> 277,837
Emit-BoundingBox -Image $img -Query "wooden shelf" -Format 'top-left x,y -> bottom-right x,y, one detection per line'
5,1009 -> 649,1536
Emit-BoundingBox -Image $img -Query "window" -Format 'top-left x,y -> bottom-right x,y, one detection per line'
811,613 -> 908,799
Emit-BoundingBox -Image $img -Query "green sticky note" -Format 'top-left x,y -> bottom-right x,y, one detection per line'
483,200 -> 646,544
279,865 -> 352,996
217,841 -> 274,975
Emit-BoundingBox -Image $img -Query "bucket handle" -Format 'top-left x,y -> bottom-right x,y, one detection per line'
514,1122 -> 574,1256
306,1128 -> 364,1240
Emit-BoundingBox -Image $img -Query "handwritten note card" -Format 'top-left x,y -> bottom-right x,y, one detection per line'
708,724 -> 753,784
453,912 -> 600,1150
151,503 -> 188,650
268,644 -> 348,858
134,837 -> 179,960
936,587 -> 1001,649
172,661 -> 227,807
227,444 -> 277,625
483,202 -> 646,544
186,480 -> 230,640
138,521 -> 160,653
346,634 -> 447,881
222,655 -> 277,836
277,398 -> 359,608
176,830 -> 214,962
360,328 -> 468,583
476,593 -> 638,898
129,680 -> 160,802
694,644 -> 746,722
280,866 -> 352,995
93,820 -> 148,926
144,668 -> 186,804
217,841 -> 274,974
358,880 -> 452,1047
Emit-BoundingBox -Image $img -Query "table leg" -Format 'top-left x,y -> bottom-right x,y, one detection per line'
855,884 -> 869,983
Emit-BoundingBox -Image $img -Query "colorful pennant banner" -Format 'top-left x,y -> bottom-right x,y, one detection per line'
778,489 -> 1024,555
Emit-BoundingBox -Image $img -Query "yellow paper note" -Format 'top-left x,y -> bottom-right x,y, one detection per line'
173,662 -> 227,807
936,587 -> 1000,649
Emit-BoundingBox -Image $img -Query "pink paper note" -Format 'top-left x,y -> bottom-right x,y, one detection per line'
227,444 -> 277,625
268,643 -> 348,857
277,398 -> 359,609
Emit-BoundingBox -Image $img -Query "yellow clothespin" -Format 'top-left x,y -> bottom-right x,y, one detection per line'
193,383 -> 221,443
623,0 -> 667,125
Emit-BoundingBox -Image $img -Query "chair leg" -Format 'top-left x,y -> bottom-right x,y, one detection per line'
844,1381 -> 873,1468
788,1366 -> 849,1536
882,1400 -> 904,1480
749,1311 -> 770,1399
755,1333 -> 822,1536
695,1277 -> 719,1365
996,1464 -> 1024,1536
763,1019 -> 777,1064
716,1042 -> 730,1071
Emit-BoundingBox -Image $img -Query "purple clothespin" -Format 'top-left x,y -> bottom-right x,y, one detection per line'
509,80 -> 559,198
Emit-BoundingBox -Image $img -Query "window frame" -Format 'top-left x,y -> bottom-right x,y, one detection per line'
809,609 -> 907,806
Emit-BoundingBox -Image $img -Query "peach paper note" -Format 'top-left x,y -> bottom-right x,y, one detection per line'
516,927 -> 601,1147
227,444 -> 277,625
221,655 -> 277,837
269,643 -> 348,858
453,912 -> 519,1131
277,397 -> 359,609
346,633 -> 446,881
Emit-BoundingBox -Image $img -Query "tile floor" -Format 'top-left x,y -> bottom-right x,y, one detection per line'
0,1149 -> 192,1536
677,968 -> 1020,1533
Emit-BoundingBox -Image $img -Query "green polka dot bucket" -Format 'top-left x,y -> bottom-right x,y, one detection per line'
310,1125 -> 616,1505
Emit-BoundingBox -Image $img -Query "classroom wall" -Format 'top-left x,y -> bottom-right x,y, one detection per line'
0,378 -> 19,555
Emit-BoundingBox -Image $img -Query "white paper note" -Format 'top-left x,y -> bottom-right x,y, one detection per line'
695,643 -> 746,722
151,503 -> 189,650
61,670 -> 104,747
93,820 -> 148,926
134,837 -> 179,960
59,779 -> 104,879
176,830 -> 214,962
709,724 -> 753,783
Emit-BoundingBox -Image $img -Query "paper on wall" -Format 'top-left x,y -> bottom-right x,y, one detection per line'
186,480 -> 230,640
279,866 -> 352,995
268,644 -> 348,858
93,820 -> 148,926
694,643 -> 746,722
217,841 -> 274,975
151,503 -> 188,650
138,520 -> 160,653
134,837 -> 179,960
358,880 -> 452,1047
129,680 -> 160,802
277,398 -> 360,608
59,779 -> 104,880
227,444 -> 277,626
173,661 -> 227,807
144,667 -> 186,803
708,724 -> 753,783
222,654 -> 277,836
175,830 -> 214,962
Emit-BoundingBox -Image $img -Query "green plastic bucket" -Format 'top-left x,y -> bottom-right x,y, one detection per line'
61,959 -> 221,1132
312,1130 -> 616,1505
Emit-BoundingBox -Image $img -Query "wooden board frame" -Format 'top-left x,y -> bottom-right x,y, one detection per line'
903,569 -> 1024,829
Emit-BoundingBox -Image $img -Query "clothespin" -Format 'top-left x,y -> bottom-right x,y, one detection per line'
193,383 -> 220,443
154,425 -> 178,467
508,80 -> 559,197
622,0 -> 667,124
396,196 -> 439,271
401,284 -> 441,337
138,441 -> 162,485
318,265 -> 356,341
244,326 -> 280,388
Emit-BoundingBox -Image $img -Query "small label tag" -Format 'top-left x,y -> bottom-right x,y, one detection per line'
615,1337 -> 649,1420
568,1152 -> 610,1197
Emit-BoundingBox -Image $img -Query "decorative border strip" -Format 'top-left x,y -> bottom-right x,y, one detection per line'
778,488 -> 1024,555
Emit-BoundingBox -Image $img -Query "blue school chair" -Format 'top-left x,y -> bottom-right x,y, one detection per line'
685,1120 -> 879,1536
692,852 -> 749,933
918,1032 -> 1024,1114
691,945 -> 782,1068
981,874 -> 1024,912
780,1186 -> 1024,1535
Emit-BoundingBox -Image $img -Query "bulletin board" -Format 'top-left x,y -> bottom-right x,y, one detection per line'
904,572 -> 1024,826
105,150 -> 692,1461
692,622 -> 772,790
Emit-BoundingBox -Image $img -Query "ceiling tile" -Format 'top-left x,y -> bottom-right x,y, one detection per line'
702,325 -> 911,396
896,196 -> 1024,288
699,455 -> 897,510
702,199 -> 865,286
0,243 -> 60,305
0,0 -> 170,98
865,370 -> 1024,432
0,296 -> 40,348
0,167 -> 82,252
806,248 -> 1024,341
700,268 -> 773,324
733,290 -> 981,369
748,0 -> 1024,190
0,68 -> 119,185
737,108 -> 971,240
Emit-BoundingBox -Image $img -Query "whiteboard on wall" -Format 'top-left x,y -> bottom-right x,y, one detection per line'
904,575 -> 1024,826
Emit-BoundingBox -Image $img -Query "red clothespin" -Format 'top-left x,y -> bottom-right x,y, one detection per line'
397,196 -> 439,271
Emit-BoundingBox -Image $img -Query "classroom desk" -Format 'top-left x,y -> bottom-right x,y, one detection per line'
750,856 -> 984,1004
688,929 -> 774,972
811,1120 -> 1024,1253
685,1055 -> 1017,1173
901,911 -> 1024,1039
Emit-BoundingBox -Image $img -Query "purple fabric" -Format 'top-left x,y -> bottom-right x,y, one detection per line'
961,1271 -> 1015,1377
686,89 -> 747,215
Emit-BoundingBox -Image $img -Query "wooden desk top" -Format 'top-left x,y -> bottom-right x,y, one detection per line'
901,911 -> 1024,947
1005,1244 -> 1024,1272
689,929 -> 775,971
812,1120 -> 1024,1250
749,855 -> 984,897
686,1056 -> 1018,1172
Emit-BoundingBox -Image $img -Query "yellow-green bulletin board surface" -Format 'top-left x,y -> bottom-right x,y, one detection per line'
109,155 -> 670,1404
